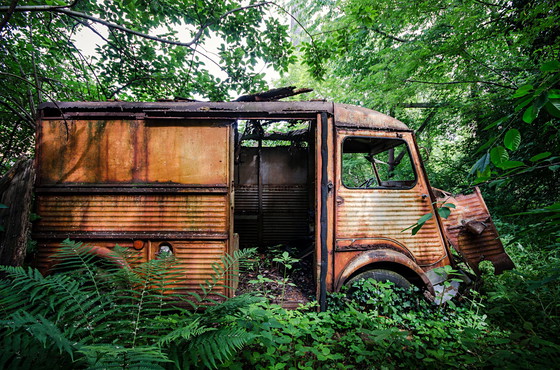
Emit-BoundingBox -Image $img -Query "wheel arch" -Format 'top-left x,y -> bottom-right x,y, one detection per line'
335,249 -> 434,294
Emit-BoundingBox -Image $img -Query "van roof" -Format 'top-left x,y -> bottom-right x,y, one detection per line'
38,101 -> 411,132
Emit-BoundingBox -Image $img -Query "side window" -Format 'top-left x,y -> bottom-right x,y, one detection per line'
342,137 -> 417,189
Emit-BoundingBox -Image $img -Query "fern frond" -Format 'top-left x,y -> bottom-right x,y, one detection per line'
0,310 -> 80,369
185,326 -> 256,369
158,317 -> 215,348
197,248 -> 258,304
202,294 -> 264,322
79,344 -> 169,370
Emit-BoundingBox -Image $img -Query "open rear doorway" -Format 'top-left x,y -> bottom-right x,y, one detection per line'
233,118 -> 317,303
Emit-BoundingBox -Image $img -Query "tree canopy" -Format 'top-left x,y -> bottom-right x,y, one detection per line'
284,0 -> 559,218
0,0 -> 295,170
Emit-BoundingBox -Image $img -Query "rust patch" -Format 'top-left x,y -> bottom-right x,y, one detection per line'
434,187 -> 514,275
335,239 -> 416,261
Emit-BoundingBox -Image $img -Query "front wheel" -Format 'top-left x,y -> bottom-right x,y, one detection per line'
345,269 -> 411,289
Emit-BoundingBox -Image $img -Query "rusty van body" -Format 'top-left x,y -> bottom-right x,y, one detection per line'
33,101 -> 514,308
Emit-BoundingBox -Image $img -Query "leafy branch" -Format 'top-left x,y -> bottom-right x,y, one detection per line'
0,2 -> 274,48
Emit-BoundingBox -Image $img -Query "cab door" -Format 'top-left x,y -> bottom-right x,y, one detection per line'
333,129 -> 451,286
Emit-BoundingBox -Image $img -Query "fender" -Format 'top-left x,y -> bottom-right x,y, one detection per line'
335,249 -> 433,294
87,245 -> 129,269
44,245 -> 128,274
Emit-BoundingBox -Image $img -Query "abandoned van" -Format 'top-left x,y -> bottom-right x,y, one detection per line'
33,100 -> 514,309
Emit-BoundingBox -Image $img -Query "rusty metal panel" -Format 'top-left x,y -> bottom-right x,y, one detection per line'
234,185 -> 309,247
434,187 -> 514,275
37,119 -> 229,185
145,124 -> 229,184
234,146 -> 310,247
168,240 -> 227,296
334,130 -> 450,275
33,240 -> 144,274
236,147 -> 309,185
37,119 -> 139,184
262,186 -> 309,245
34,240 -> 227,296
334,104 -> 411,132
39,101 -> 334,119
35,193 -> 228,233
335,189 -> 446,266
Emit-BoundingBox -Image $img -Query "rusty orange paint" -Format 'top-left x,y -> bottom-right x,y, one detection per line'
434,187 -> 515,275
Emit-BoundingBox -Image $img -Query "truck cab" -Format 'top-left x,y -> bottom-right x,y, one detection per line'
34,101 -> 514,308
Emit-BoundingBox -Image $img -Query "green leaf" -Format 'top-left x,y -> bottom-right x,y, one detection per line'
530,152 -> 552,162
547,90 -> 560,99
545,101 -> 560,118
475,136 -> 498,154
512,84 -> 533,98
411,223 -> 423,236
469,153 -> 490,175
417,213 -> 433,225
514,95 -> 534,112
540,60 -> 560,72
438,207 -> 452,219
442,203 -> 456,209
496,160 -> 525,170
503,129 -> 521,151
522,104 -> 538,123
490,146 -> 509,166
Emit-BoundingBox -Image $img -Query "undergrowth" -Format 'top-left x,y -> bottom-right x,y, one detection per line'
2,232 -> 560,369
222,279 -> 559,369
0,239 -> 259,369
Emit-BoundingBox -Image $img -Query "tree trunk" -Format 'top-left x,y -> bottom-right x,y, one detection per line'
0,158 -> 35,267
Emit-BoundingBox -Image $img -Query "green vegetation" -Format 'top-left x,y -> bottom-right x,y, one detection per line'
3,239 -> 558,368
0,239 -> 260,368
1,0 -> 559,367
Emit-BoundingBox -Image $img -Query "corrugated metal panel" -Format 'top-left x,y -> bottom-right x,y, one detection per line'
234,185 -> 309,247
336,190 -> 445,266
36,194 -> 227,233
34,240 -> 227,296
172,241 -> 227,295
435,187 -> 514,275
33,240 -> 144,274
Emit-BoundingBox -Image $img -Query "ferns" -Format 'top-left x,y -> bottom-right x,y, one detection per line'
0,240 -> 258,369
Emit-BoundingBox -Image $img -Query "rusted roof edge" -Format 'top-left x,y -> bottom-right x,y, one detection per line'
38,101 -> 335,116
38,101 -> 412,131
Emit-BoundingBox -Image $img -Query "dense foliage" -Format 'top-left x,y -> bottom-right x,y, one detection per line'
0,0 -> 295,171
0,239 -> 260,368
1,0 -> 560,367
3,241 -> 558,368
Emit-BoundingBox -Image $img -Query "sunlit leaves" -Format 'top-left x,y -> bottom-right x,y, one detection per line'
490,146 -> 509,167
437,203 -> 456,219
504,129 -> 521,151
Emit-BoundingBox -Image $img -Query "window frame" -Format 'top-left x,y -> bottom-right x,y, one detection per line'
340,136 -> 418,190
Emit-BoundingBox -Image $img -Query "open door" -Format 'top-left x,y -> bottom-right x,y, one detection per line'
434,187 -> 515,275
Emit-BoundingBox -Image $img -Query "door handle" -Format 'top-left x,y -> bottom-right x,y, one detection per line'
336,196 -> 344,206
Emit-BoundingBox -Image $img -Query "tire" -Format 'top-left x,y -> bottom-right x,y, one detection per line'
345,269 -> 411,289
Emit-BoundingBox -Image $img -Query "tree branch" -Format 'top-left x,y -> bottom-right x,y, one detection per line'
0,99 -> 35,129
400,102 -> 449,108
0,2 -> 273,47
405,79 -> 515,90
369,27 -> 408,43
0,0 -> 18,33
